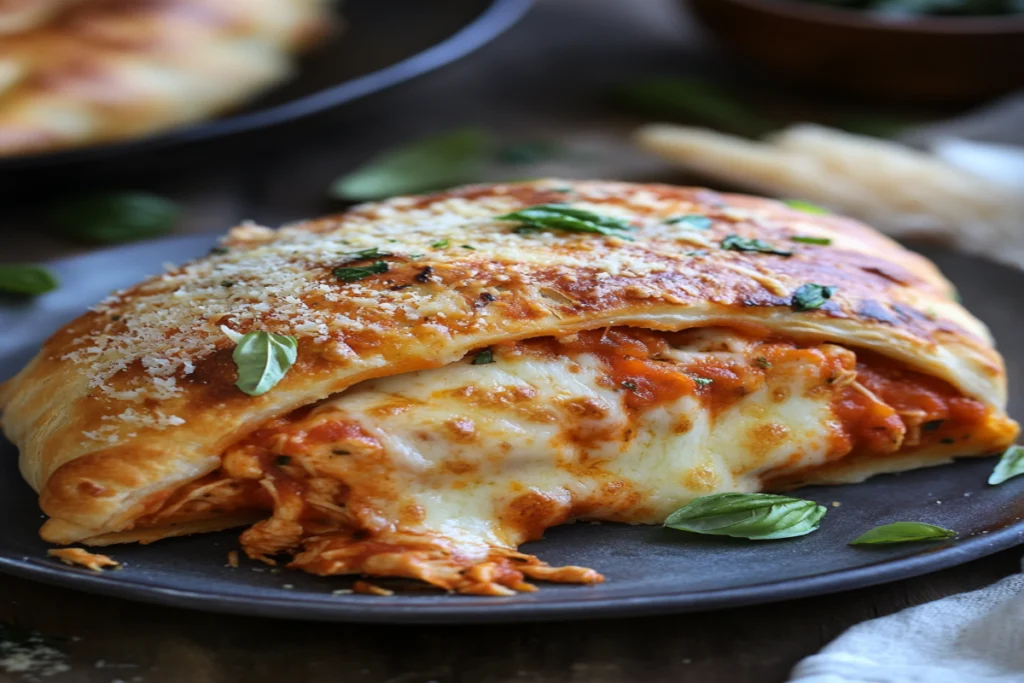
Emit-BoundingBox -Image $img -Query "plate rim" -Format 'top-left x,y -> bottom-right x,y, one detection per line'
0,0 -> 535,172
0,507 -> 1019,624
1,235 -> 1022,624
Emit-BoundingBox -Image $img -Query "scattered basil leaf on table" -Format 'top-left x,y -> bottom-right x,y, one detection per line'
496,140 -> 563,165
499,204 -> 634,239
782,199 -> 830,215
330,128 -> 493,201
720,235 -> 793,256
612,77 -> 776,137
792,284 -> 838,311
835,115 -> 923,139
849,522 -> 957,546
51,193 -> 181,244
666,214 -> 712,230
664,492 -> 827,540
223,328 -> 298,397
332,261 -> 389,282
0,264 -> 59,296
791,236 -> 832,245
989,445 -> 1024,485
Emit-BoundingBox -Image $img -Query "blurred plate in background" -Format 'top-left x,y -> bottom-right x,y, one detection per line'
0,0 -> 533,173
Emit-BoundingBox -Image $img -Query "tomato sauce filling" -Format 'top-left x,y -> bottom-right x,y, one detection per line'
135,327 -> 997,554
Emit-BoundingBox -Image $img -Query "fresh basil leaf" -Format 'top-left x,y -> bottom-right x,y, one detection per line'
721,235 -> 793,256
330,129 -> 493,201
344,247 -> 393,260
229,330 -> 298,397
782,199 -> 830,215
472,349 -> 494,365
612,77 -> 775,137
989,445 -> 1024,485
333,261 -> 389,282
51,193 -> 181,244
0,264 -> 59,296
664,492 -> 826,540
499,204 -> 633,239
496,140 -> 562,165
849,522 -> 957,545
431,239 -> 450,249
791,236 -> 832,245
792,283 -> 838,311
689,375 -> 713,387
666,214 -> 713,230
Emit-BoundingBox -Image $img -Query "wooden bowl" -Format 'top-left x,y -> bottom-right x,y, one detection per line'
686,0 -> 1024,103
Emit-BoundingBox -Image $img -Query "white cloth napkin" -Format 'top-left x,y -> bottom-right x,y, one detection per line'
789,556 -> 1024,683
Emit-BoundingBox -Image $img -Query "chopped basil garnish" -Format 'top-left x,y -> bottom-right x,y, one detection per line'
790,236 -> 832,245
989,445 -> 1024,485
720,235 -> 793,257
666,214 -> 712,230
209,246 -> 230,255
621,380 -> 638,390
689,375 -> 713,387
0,264 -> 59,296
220,280 -> 236,288
344,247 -> 393,260
222,327 -> 298,397
782,199 -> 830,215
51,193 -> 181,244
665,493 -> 826,540
431,239 -> 450,249
849,522 -> 956,546
330,128 -> 493,201
755,357 -> 771,369
923,420 -> 944,431
472,349 -> 494,365
499,204 -> 633,239
332,261 -> 389,282
792,284 -> 837,311
461,244 -> 476,250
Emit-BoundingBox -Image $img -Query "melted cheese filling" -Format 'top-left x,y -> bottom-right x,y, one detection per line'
134,327 -> 1002,595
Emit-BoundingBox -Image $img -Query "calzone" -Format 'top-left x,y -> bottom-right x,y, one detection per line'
1,181 -> 1016,594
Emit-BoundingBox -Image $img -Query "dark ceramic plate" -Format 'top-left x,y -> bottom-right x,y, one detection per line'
0,236 -> 1022,624
0,0 -> 533,172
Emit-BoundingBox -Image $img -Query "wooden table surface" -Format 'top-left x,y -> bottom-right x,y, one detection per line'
2,0 -> 1020,681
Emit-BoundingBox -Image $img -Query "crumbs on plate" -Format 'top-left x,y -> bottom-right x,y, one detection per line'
47,548 -> 120,571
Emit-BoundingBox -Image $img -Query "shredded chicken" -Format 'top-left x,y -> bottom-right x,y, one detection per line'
48,548 -> 120,571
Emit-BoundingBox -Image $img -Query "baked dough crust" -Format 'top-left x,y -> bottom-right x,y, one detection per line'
0,0 -> 333,156
0,180 -> 1015,544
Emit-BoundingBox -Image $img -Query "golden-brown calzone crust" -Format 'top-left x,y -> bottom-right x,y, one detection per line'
0,180 -> 1010,543
0,0 -> 333,156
